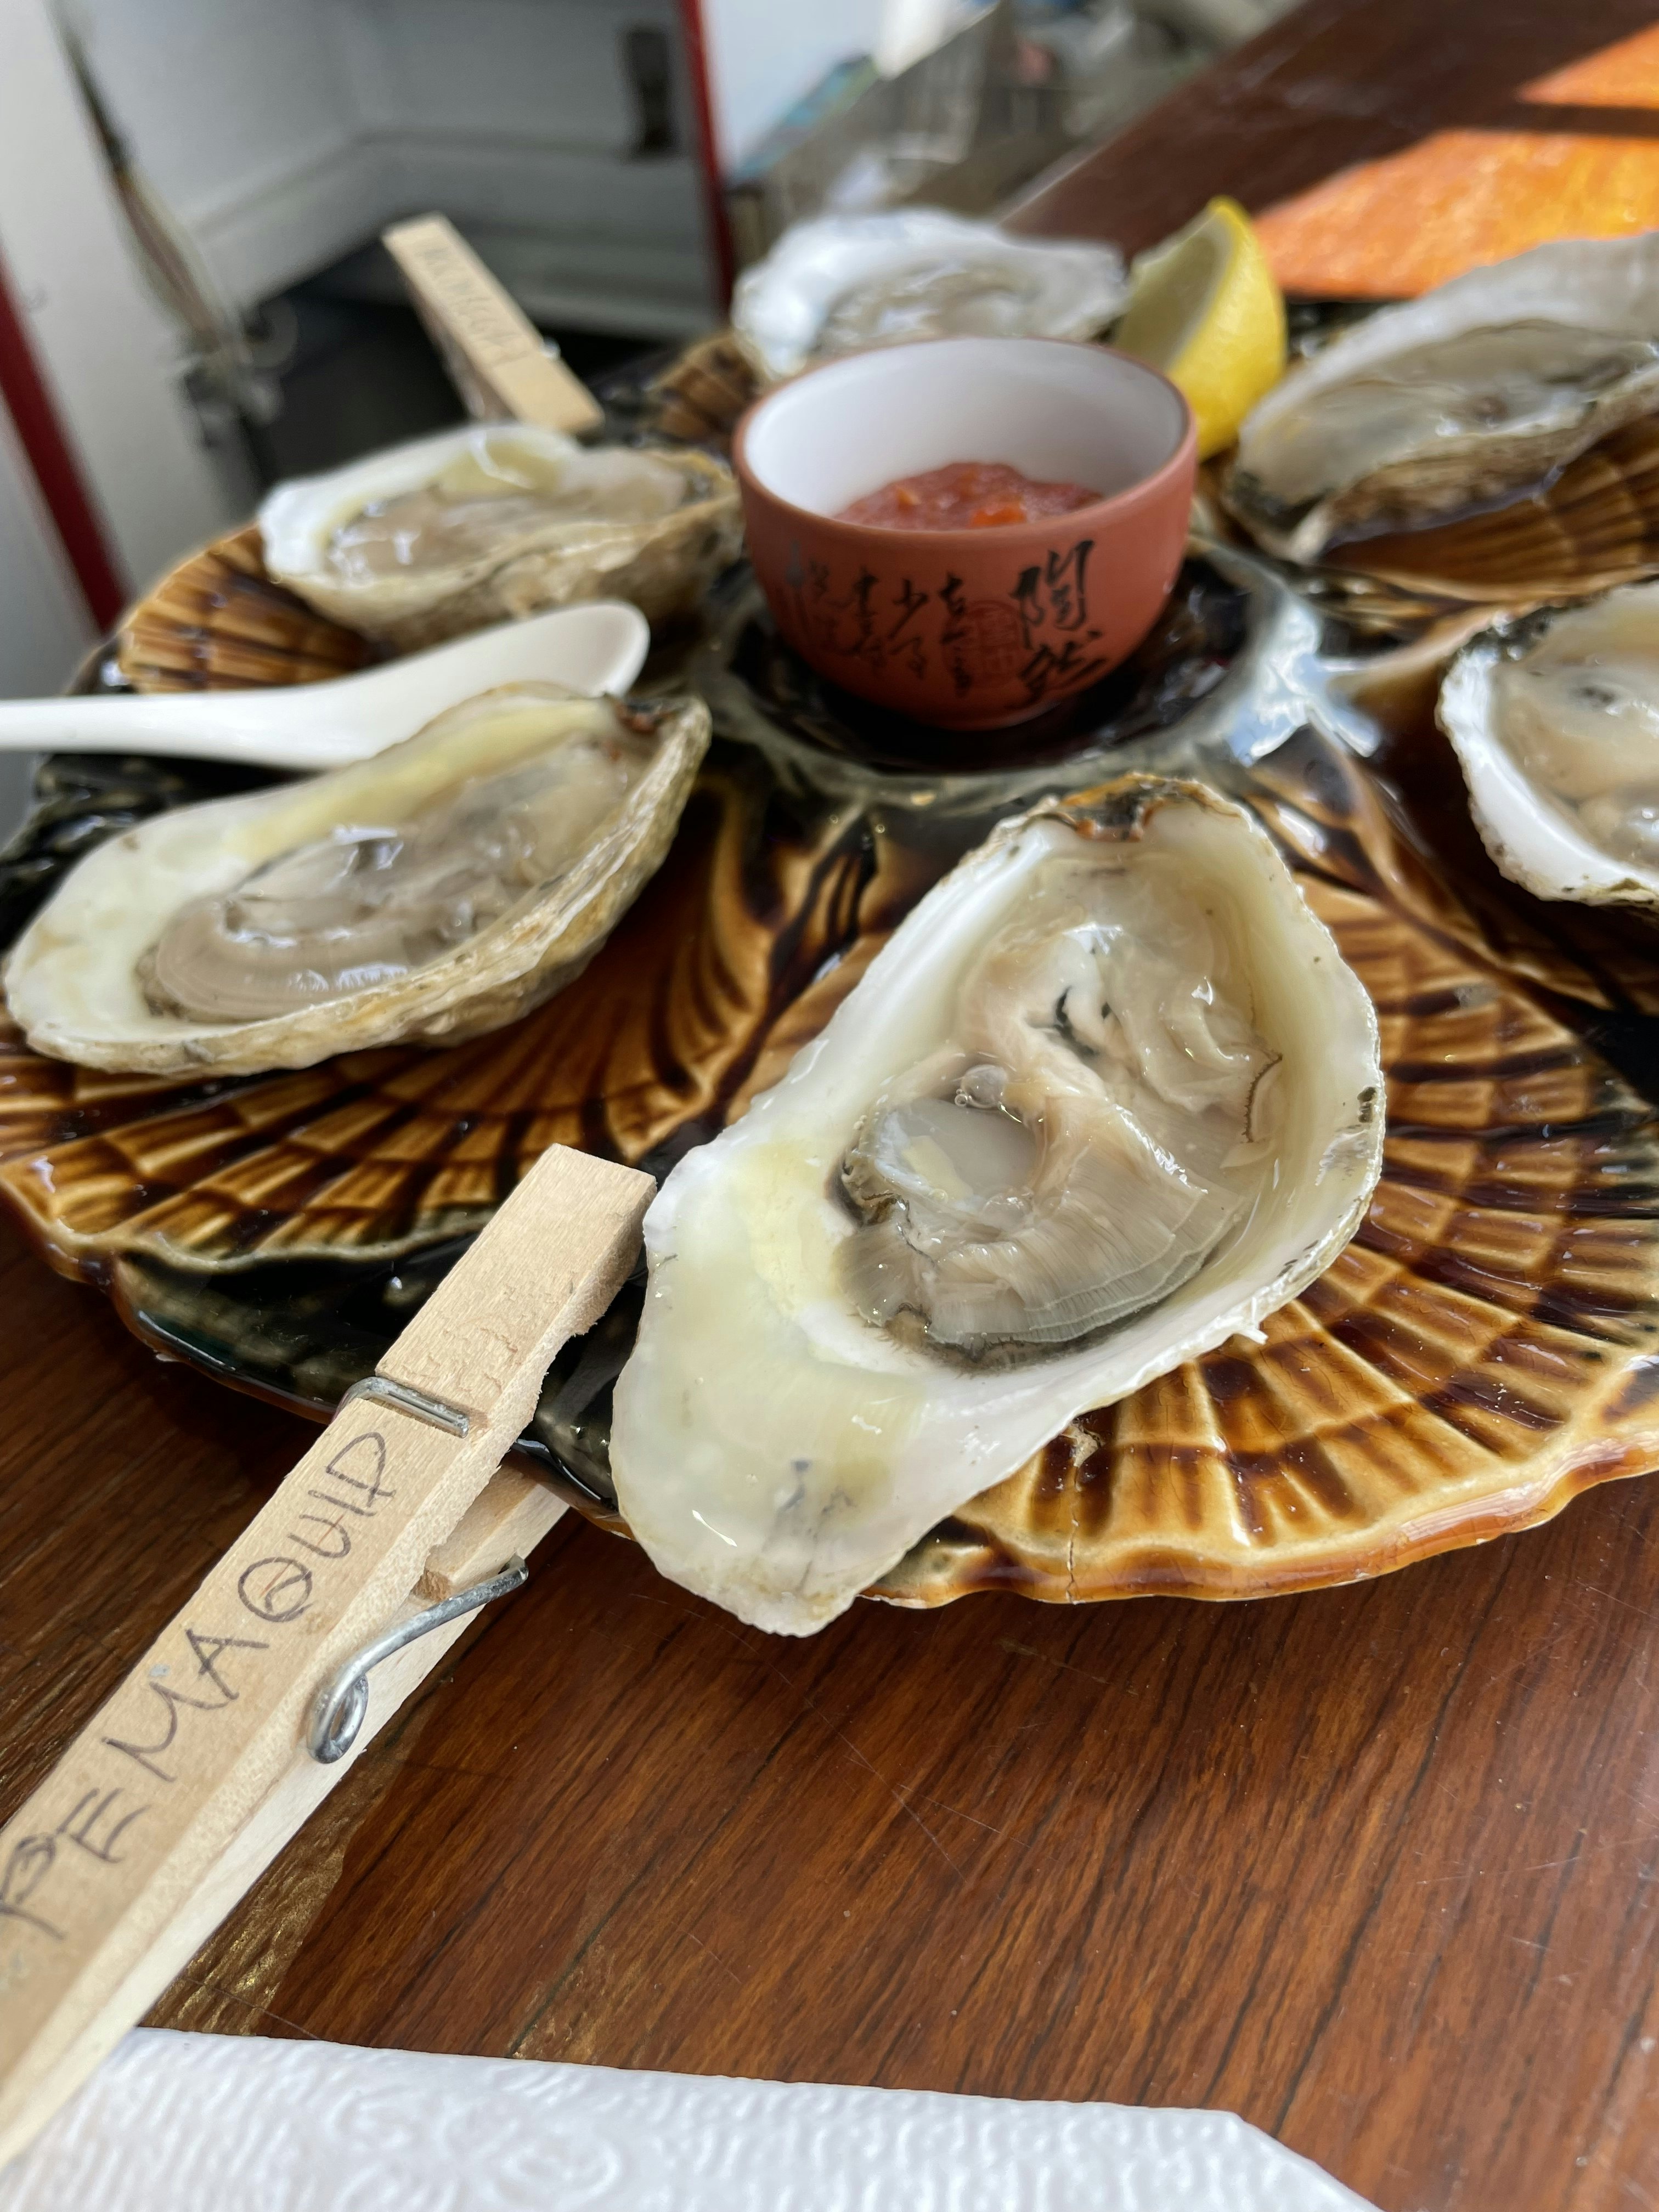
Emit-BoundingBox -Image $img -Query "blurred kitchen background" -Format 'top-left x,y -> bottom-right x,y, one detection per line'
0,0 -> 1294,703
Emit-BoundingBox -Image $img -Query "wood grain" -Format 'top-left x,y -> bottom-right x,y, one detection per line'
0,1146 -> 650,2162
7,1190 -> 1659,2209
1008,0 -> 1659,261
382,215 -> 604,435
7,8 -> 1659,2209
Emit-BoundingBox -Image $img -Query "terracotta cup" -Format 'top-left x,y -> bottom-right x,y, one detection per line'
731,336 -> 1197,731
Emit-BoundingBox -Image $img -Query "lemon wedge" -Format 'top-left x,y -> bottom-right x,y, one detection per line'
1113,198 -> 1287,461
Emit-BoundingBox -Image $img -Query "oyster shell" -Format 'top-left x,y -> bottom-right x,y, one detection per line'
610,775 -> 1384,1635
1323,416 -> 1659,605
731,210 -> 1127,384
261,424 -> 742,651
1439,580 -> 1659,906
5,687 -> 709,1075
1228,234 -> 1659,567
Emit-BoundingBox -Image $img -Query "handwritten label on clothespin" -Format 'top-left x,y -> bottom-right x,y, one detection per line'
382,213 -> 605,436
0,1144 -> 652,2170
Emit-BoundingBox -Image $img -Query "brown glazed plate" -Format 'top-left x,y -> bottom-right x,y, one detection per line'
3,527 -> 1659,1610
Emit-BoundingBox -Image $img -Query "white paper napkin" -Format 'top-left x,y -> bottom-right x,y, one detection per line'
0,2028 -> 1375,2210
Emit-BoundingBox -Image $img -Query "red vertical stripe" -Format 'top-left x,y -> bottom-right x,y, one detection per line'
675,0 -> 737,309
0,241 -> 124,630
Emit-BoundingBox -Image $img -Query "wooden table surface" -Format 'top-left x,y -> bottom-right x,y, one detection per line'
1009,0 -> 1659,259
10,6 -> 1659,2209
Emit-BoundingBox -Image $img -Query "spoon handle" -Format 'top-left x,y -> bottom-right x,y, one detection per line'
0,693 -> 329,766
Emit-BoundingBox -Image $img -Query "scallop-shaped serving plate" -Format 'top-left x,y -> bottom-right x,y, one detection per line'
1223,301 -> 1659,629
1321,417 -> 1659,608
3,529 -> 1658,1609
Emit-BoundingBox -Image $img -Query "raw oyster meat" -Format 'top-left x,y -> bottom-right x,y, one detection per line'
5,687 -> 709,1075
732,209 -> 1127,383
1439,579 -> 1659,906
1228,234 -> 1659,565
261,423 -> 742,650
610,776 -> 1384,1635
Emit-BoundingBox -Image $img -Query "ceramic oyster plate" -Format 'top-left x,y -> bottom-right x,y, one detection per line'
3,531 -> 1659,1609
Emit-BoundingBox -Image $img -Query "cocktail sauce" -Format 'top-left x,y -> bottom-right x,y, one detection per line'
838,460 -> 1102,531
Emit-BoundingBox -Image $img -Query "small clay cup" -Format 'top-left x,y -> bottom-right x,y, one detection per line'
731,336 -> 1197,731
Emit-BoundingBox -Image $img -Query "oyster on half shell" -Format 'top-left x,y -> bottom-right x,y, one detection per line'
5,687 -> 709,1075
610,776 -> 1384,1635
731,210 -> 1127,384
1227,233 -> 1659,566
261,423 -> 742,651
1439,580 -> 1659,907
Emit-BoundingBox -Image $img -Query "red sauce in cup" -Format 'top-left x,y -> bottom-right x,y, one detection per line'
837,459 -> 1102,531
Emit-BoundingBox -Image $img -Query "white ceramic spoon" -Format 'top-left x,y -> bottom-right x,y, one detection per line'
0,601 -> 650,772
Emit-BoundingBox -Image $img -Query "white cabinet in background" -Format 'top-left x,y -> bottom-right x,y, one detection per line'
67,0 -> 720,337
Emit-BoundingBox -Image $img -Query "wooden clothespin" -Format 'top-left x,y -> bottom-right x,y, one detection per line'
382,212 -> 605,436
0,1145 -> 652,2166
